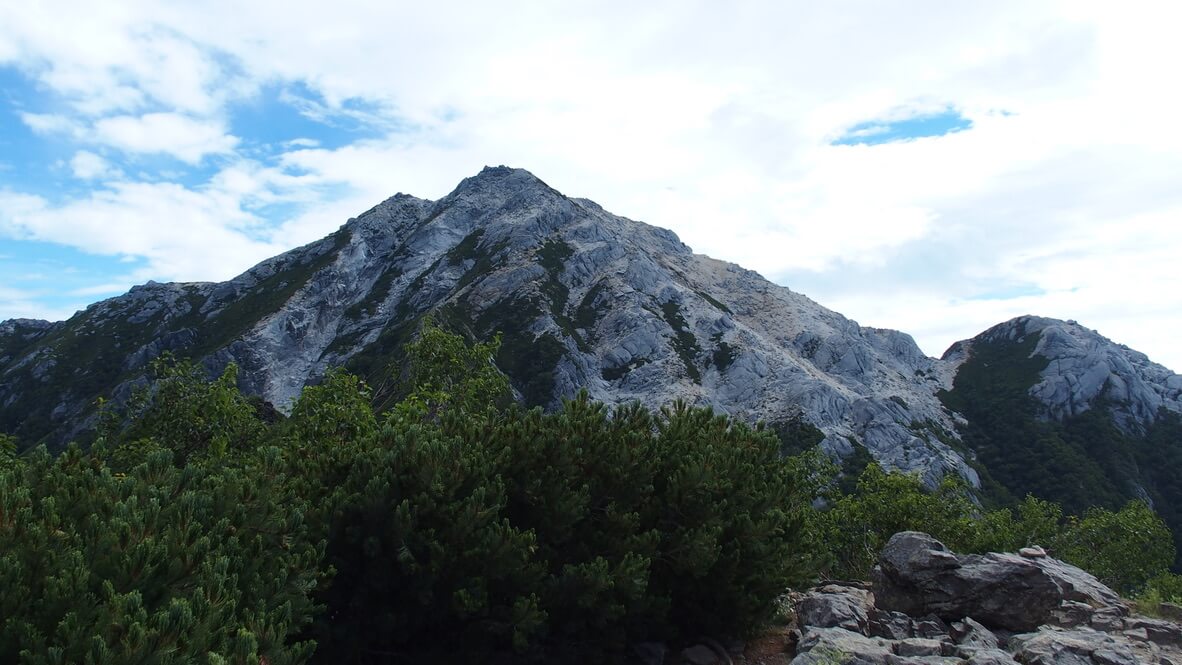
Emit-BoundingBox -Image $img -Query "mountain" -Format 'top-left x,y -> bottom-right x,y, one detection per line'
2,167 -> 1180,516
1,166 -> 971,480
940,315 -> 1182,560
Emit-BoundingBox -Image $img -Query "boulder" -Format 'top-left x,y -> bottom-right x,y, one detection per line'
872,532 -> 1126,632
1123,616 -> 1182,646
1008,627 -> 1139,665
949,617 -> 1000,651
961,648 -> 1020,665
796,585 -> 875,633
869,610 -> 916,640
631,641 -> 666,665
790,627 -> 895,664
894,637 -> 946,657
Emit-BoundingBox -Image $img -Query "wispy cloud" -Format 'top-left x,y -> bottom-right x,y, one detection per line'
92,113 -> 239,163
0,0 -> 1180,371
69,150 -> 120,180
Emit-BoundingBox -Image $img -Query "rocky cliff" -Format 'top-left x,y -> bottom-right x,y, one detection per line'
783,532 -> 1182,665
0,166 -> 970,482
3,167 -> 1181,499
944,315 -> 1182,434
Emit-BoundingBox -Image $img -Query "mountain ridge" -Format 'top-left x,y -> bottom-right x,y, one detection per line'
2,167 -> 1179,501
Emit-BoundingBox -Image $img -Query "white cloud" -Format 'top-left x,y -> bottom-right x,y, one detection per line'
0,181 -> 283,284
92,113 -> 238,164
20,112 -> 75,134
0,286 -> 81,323
69,150 -> 118,179
2,0 -> 1182,372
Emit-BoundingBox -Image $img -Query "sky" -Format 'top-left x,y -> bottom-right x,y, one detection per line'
1,1 -> 1181,371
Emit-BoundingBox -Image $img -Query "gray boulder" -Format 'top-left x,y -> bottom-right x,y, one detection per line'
797,585 -> 876,633
961,649 -> 1019,665
949,617 -> 1000,651
1008,627 -> 1139,665
872,532 -> 1125,632
790,627 -> 895,664
869,610 -> 916,641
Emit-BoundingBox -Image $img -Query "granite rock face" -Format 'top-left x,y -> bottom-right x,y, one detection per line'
789,534 -> 1182,665
872,532 -> 1125,632
3,167 -> 1180,493
0,166 -> 972,484
944,315 -> 1182,433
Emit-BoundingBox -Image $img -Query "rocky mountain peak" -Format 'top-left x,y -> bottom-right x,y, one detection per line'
7,167 -> 1182,502
0,167 -> 976,486
948,314 -> 1182,432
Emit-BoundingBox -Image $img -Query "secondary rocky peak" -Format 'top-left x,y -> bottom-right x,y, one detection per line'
7,167 -> 1181,506
949,314 -> 1182,431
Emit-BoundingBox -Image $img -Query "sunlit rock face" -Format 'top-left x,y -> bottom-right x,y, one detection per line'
0,166 -> 974,482
8,167 -> 1180,490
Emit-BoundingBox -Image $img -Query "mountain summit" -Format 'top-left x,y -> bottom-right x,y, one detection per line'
1,166 -> 970,482
2,167 -> 1180,504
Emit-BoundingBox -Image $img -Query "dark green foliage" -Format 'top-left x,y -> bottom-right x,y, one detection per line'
659,301 -> 702,383
770,414 -> 826,458
309,422 -> 544,662
447,229 -> 512,293
11,312 -> 1182,663
534,239 -> 589,352
836,441 -> 876,496
342,266 -> 401,320
711,333 -> 737,372
812,464 -> 980,579
813,461 -> 1177,595
0,302 -> 173,447
1056,501 -> 1176,594
574,281 -> 609,331
460,295 -> 567,407
401,319 -> 512,419
643,401 -> 814,637
0,433 -> 17,469
343,316 -> 421,411
503,331 -> 566,407
447,229 -> 486,264
0,321 -> 52,366
1,231 -> 346,450
940,331 -> 1125,512
1140,409 -> 1182,568
295,325 -> 815,660
942,329 -> 1182,568
107,355 -> 269,468
0,446 -> 322,664
285,369 -> 378,448
694,290 -> 732,315
538,239 -> 574,314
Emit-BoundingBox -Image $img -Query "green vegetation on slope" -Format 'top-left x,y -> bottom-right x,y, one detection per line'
5,322 -> 1182,663
0,232 -> 349,449
939,325 -> 1182,567
659,301 -> 702,383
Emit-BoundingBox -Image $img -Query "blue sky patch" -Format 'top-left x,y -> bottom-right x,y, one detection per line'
231,81 -> 391,154
965,284 -> 1047,301
832,107 -> 972,146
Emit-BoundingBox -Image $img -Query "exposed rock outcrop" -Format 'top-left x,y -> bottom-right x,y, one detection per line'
787,533 -> 1181,665
0,166 -> 973,485
945,316 -> 1182,433
872,532 -> 1124,632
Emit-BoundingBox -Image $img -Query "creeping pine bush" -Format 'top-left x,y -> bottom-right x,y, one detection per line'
811,461 -> 1179,597
0,445 -> 323,664
305,394 -> 817,663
